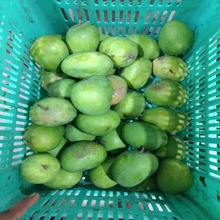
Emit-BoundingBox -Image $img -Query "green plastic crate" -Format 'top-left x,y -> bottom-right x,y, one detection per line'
0,0 -> 220,219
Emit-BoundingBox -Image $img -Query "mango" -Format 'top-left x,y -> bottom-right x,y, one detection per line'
60,141 -> 107,172
48,137 -> 68,158
48,78 -> 77,98
88,157 -> 117,189
117,57 -> 152,90
126,175 -> 158,192
100,34 -> 111,41
127,34 -> 160,59
141,107 -> 190,133
156,158 -> 194,195
23,123 -> 65,152
66,22 -> 100,53
110,151 -> 159,187
158,20 -> 194,56
99,36 -> 138,68
40,70 -> 68,91
70,75 -> 113,115
20,153 -> 61,184
112,91 -> 146,120
97,126 -> 127,152
122,121 -> 168,151
43,169 -> 82,190
152,134 -> 187,160
75,110 -> 120,136
153,56 -> 188,82
61,52 -> 114,78
107,75 -> 128,105
144,79 -> 187,107
30,35 -> 69,71
64,123 -> 96,142
29,97 -> 77,126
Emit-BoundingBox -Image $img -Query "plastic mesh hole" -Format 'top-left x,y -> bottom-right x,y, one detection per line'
138,201 -> 145,210
167,10 -> 176,21
145,10 -> 151,22
60,7 -> 68,20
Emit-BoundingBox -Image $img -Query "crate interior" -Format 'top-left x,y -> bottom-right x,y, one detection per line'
0,0 -> 220,219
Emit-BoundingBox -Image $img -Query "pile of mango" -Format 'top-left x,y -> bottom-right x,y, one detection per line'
20,20 -> 195,195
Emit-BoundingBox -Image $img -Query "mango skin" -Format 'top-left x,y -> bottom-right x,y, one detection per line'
158,20 -> 194,56
127,34 -> 160,59
155,158 -> 194,195
60,141 -> 107,172
30,35 -> 69,71
29,97 -> 77,126
153,56 -> 188,82
20,153 -> 61,184
40,70 -> 68,91
75,110 -> 121,136
64,123 -> 96,142
107,75 -> 128,105
144,79 -> 187,107
110,151 -> 159,187
23,123 -> 65,152
117,57 -> 152,90
48,78 -> 77,98
88,157 -> 117,189
66,22 -> 100,53
99,36 -> 138,68
61,52 -> 114,78
70,75 -> 113,116
141,107 -> 190,133
126,175 -> 158,192
112,91 -> 146,120
122,121 -> 168,151
43,169 -> 82,190
97,128 -> 127,152
152,134 -> 187,160
48,137 -> 68,158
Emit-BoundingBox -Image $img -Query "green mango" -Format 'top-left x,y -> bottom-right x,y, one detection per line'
48,137 -> 68,158
30,35 -> 69,71
60,141 -> 107,172
152,134 -> 187,160
100,34 -> 111,41
99,36 -> 138,68
144,79 -> 187,107
127,34 -> 160,59
97,126 -> 127,152
110,151 -> 159,187
141,107 -> 190,133
158,20 -> 194,56
43,169 -> 82,190
153,56 -> 188,82
29,97 -> 77,126
40,69 -> 68,91
117,57 -> 152,90
64,123 -> 96,142
20,153 -> 61,184
126,175 -> 158,192
70,75 -> 113,115
112,91 -> 146,120
75,110 -> 120,136
48,78 -> 77,98
88,157 -> 117,189
61,52 -> 114,78
66,22 -> 100,53
155,158 -> 194,195
122,121 -> 168,151
106,75 -> 127,105
23,123 -> 65,152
